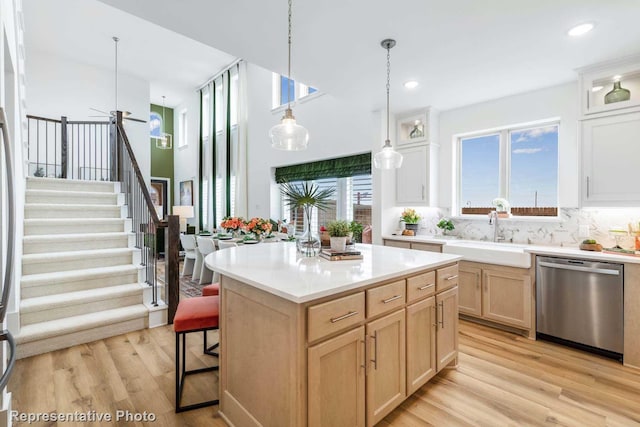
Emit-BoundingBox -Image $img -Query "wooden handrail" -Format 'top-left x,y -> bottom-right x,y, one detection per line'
0,108 -> 15,322
116,122 -> 165,227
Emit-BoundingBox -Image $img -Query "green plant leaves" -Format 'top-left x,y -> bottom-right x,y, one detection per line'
280,181 -> 335,211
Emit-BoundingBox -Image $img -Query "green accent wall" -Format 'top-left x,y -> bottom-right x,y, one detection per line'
150,103 -> 174,207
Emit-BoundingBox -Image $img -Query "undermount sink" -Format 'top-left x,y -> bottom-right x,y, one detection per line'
442,240 -> 531,268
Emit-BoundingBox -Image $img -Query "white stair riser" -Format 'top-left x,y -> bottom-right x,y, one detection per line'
26,192 -> 118,205
143,283 -> 165,306
26,179 -> 116,193
21,271 -> 140,298
24,206 -> 122,219
21,293 -> 143,325
16,317 -> 147,359
23,253 -> 133,275
24,221 -> 124,235
23,236 -> 129,254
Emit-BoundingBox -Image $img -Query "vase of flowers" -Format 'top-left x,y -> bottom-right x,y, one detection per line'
281,181 -> 335,256
220,216 -> 246,238
492,198 -> 511,218
401,208 -> 421,232
244,217 -> 273,240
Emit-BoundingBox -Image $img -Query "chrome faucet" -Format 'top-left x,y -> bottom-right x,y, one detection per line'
488,211 -> 505,242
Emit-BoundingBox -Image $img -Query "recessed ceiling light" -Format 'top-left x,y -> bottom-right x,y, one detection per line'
404,80 -> 419,89
592,86 -> 604,92
568,22 -> 595,37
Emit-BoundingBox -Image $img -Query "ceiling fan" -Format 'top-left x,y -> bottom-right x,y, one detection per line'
89,36 -> 146,123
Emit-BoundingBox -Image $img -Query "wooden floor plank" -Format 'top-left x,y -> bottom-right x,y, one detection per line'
9,320 -> 640,426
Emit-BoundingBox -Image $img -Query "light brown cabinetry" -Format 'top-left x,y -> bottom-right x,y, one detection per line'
308,327 -> 366,427
383,239 -> 443,253
458,261 -> 533,335
436,286 -> 459,371
406,296 -> 436,395
366,310 -> 406,426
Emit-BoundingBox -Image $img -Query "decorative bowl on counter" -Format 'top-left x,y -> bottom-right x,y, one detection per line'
579,242 -> 603,252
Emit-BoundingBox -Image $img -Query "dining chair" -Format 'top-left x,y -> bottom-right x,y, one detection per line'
179,234 -> 197,277
217,240 -> 238,250
196,237 -> 217,285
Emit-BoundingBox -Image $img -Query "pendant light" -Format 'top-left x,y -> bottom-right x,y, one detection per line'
156,96 -> 172,150
269,0 -> 309,151
374,39 -> 403,170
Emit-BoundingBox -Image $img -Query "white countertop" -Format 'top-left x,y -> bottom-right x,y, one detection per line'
382,234 -> 640,264
205,243 -> 461,303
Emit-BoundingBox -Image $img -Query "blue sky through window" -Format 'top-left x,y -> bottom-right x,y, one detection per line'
510,125 -> 558,207
280,76 -> 295,105
460,134 -> 500,207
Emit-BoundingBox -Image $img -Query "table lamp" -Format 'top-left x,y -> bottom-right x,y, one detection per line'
173,205 -> 194,233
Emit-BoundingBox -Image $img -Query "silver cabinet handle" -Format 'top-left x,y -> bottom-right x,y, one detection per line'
370,331 -> 378,370
422,184 -> 425,200
360,339 -> 366,370
382,295 -> 402,304
586,176 -> 590,198
330,311 -> 358,323
418,284 -> 432,290
438,301 -> 444,329
445,275 -> 458,281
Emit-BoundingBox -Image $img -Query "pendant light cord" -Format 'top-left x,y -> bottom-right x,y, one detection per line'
385,44 -> 391,143
287,0 -> 292,110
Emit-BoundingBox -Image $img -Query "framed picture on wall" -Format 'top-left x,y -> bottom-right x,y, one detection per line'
179,180 -> 193,206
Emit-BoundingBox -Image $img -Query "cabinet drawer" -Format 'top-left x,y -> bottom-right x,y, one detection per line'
384,240 -> 411,249
410,243 -> 442,253
308,292 -> 365,342
436,265 -> 459,292
406,271 -> 436,303
367,280 -> 406,318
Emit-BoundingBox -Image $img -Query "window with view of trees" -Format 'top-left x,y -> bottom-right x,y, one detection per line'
458,122 -> 559,217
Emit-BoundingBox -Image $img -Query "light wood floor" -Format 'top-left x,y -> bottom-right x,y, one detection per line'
9,320 -> 640,426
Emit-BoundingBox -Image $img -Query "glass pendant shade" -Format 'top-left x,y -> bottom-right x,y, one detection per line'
374,141 -> 403,169
270,109 -> 309,151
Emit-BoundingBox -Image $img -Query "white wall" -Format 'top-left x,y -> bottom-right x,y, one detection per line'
172,91 -> 200,227
438,82 -> 579,210
25,49 -> 151,179
245,63 -> 377,220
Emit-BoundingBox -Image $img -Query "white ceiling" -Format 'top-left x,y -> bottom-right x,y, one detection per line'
23,0 -> 236,107
26,0 -> 640,113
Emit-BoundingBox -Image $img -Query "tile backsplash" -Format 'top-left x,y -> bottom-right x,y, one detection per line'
395,207 -> 640,249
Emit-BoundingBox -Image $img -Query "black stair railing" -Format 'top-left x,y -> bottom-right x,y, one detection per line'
24,111 -> 180,323
0,107 -> 17,389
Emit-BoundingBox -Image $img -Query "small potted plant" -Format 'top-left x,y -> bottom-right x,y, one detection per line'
436,218 -> 455,235
350,221 -> 364,243
492,198 -> 510,218
327,220 -> 351,252
401,208 -> 421,233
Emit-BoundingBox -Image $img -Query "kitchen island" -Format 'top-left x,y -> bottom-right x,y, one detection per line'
206,243 -> 461,427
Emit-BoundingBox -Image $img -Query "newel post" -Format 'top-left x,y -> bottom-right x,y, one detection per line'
166,215 -> 180,324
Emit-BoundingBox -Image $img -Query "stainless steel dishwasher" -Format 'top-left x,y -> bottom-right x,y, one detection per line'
536,256 -> 623,360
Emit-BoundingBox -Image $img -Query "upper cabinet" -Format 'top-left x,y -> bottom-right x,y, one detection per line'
396,108 -> 438,146
578,56 -> 640,207
578,55 -> 640,117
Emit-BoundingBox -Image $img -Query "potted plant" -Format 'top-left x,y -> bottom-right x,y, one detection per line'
350,221 -> 364,243
327,220 -> 351,252
281,181 -> 335,256
492,198 -> 511,218
436,218 -> 455,235
401,208 -> 421,232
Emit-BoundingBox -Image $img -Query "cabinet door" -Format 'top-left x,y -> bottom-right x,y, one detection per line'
582,112 -> 640,206
458,265 -> 482,316
308,326 -> 365,427
396,145 -> 428,205
406,297 -> 436,395
383,239 -> 411,249
366,309 -> 406,427
436,287 -> 458,372
482,269 -> 532,329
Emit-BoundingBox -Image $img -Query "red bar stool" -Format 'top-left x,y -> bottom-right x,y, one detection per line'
173,295 -> 220,412
202,283 -> 220,296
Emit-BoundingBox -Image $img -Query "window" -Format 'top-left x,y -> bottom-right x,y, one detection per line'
201,92 -> 210,140
457,122 -> 558,217
272,73 -> 320,108
178,109 -> 188,148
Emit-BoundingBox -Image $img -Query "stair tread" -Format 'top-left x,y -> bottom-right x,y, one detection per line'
21,283 -> 143,312
24,232 -> 130,242
16,305 -> 149,344
27,177 -> 117,186
22,247 -> 134,263
24,218 -> 124,224
26,189 -> 117,196
25,203 -> 121,209
21,264 -> 142,285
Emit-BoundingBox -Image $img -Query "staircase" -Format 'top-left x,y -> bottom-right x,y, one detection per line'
16,177 -> 166,359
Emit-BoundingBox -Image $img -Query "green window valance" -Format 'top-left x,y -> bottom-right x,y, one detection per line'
275,152 -> 372,183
